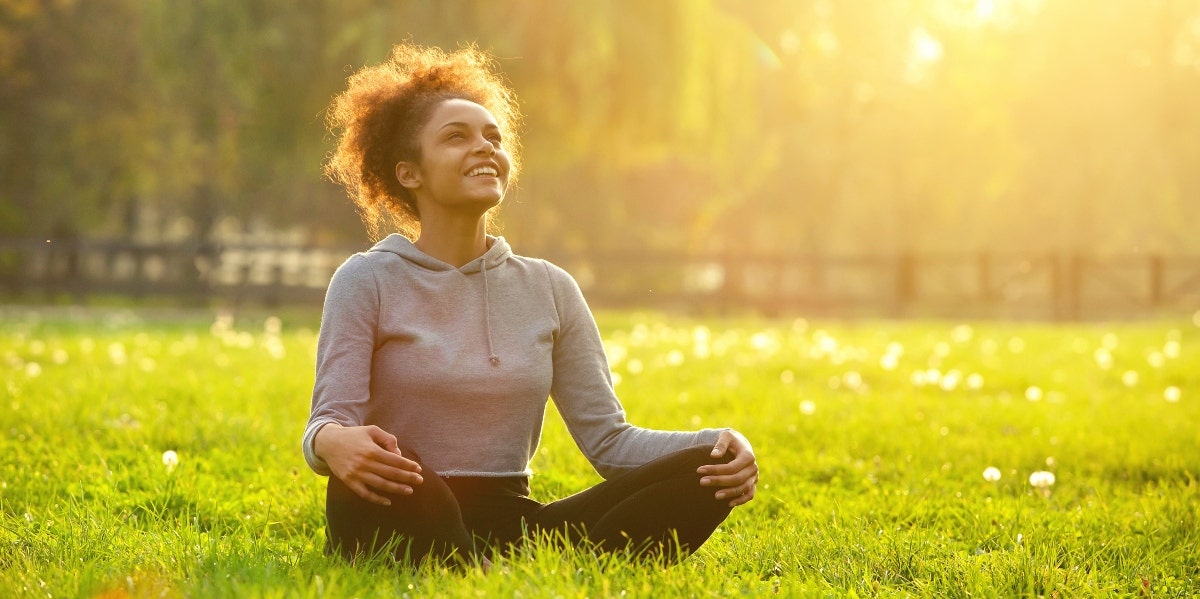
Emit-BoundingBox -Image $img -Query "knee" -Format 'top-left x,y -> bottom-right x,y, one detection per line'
677,444 -> 734,470
635,445 -> 734,484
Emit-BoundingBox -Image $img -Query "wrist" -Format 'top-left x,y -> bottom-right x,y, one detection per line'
312,422 -> 344,459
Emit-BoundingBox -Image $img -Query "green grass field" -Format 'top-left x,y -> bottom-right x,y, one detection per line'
1,306 -> 1197,598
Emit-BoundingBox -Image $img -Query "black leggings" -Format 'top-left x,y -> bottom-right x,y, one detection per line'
325,445 -> 734,566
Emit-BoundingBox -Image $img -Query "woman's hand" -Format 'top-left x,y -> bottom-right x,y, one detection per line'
313,424 -> 424,506
697,429 -> 758,507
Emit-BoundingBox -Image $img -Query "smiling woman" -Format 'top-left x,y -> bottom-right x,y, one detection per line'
393,98 -> 512,240
304,43 -> 759,571
323,44 -> 523,242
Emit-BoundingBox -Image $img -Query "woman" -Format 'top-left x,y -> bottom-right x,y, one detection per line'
303,43 -> 758,568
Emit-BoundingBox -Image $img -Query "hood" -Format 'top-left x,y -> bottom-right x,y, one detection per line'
367,234 -> 512,273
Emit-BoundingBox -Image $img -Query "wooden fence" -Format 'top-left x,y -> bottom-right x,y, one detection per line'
2,237 -> 1198,320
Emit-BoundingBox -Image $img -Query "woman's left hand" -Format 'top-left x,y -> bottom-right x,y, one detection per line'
698,429 -> 758,507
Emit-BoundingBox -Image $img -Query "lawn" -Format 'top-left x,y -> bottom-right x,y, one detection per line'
1,305 -> 1197,597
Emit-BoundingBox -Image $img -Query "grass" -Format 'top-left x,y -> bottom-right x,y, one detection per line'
0,304 -> 1197,597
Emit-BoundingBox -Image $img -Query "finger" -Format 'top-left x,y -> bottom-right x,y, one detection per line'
698,451 -> 754,476
368,460 -> 425,486
709,431 -> 733,458
701,460 -> 758,485
349,480 -> 396,506
361,471 -> 417,497
372,449 -> 424,475
700,470 -> 754,489
716,476 -> 758,505
700,432 -> 751,474
727,486 -> 756,508
366,426 -> 414,464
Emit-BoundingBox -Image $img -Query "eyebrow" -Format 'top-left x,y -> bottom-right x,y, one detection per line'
437,121 -> 501,132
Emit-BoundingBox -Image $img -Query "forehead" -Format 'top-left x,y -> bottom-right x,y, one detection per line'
425,98 -> 500,129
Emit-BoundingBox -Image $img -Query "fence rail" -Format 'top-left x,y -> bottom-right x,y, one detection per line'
2,237 -> 1198,320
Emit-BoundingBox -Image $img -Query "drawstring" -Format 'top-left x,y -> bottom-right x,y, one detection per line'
480,258 -> 500,366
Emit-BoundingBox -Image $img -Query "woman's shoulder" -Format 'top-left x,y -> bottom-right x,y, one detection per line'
506,253 -> 577,287
327,250 -> 383,289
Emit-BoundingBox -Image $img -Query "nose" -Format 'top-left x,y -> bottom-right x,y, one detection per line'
473,134 -> 496,156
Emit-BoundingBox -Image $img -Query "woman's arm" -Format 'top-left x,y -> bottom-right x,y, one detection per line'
543,262 -> 735,478
304,254 -> 423,504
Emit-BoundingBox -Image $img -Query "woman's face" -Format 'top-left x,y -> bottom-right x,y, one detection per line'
398,98 -> 511,215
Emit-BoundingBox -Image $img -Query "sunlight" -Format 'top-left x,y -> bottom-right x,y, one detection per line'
975,0 -> 996,22
939,0 -> 1044,29
911,27 -> 944,63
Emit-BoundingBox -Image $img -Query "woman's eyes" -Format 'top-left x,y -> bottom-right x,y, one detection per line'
444,131 -> 503,145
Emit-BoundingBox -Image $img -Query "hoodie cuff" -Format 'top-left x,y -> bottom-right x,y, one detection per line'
302,420 -> 338,476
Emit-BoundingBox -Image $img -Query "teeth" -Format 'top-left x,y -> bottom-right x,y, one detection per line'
467,166 -> 498,177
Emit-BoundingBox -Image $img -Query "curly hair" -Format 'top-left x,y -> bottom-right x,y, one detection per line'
324,43 -> 523,241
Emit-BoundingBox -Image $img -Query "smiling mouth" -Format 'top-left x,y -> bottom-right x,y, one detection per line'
466,166 -> 499,177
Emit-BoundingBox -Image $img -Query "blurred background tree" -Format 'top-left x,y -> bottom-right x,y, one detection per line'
1,0 -> 1198,256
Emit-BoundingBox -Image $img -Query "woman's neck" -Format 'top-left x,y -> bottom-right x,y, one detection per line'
414,214 -> 489,268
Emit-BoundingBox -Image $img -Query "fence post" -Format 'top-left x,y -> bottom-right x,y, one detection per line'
1066,252 -> 1084,321
1149,254 -> 1164,306
894,252 -> 916,317
978,251 -> 993,302
1050,252 -> 1064,321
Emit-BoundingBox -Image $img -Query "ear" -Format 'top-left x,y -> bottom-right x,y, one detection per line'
395,162 -> 422,190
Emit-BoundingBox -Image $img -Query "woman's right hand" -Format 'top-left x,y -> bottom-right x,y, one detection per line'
313,424 -> 424,506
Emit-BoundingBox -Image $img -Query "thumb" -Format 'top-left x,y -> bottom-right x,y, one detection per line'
711,436 -> 729,458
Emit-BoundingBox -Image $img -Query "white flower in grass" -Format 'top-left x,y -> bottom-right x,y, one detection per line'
1163,340 -> 1180,359
1164,386 -> 1181,403
24,362 -> 42,378
910,370 -> 928,387
264,316 -> 283,335
951,324 -> 973,343
939,370 -> 961,391
880,352 -> 899,371
162,450 -> 179,473
843,370 -> 863,390
1028,470 -> 1055,488
799,400 -> 817,415
108,342 -> 127,366
1147,352 -> 1165,369
966,373 -> 984,390
983,467 -> 1002,482
1025,386 -> 1043,402
1121,370 -> 1139,387
925,368 -> 942,385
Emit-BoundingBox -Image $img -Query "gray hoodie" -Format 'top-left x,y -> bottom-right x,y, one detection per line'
303,234 -> 723,479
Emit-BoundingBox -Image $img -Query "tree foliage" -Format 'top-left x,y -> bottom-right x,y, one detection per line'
1,0 -> 1198,255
